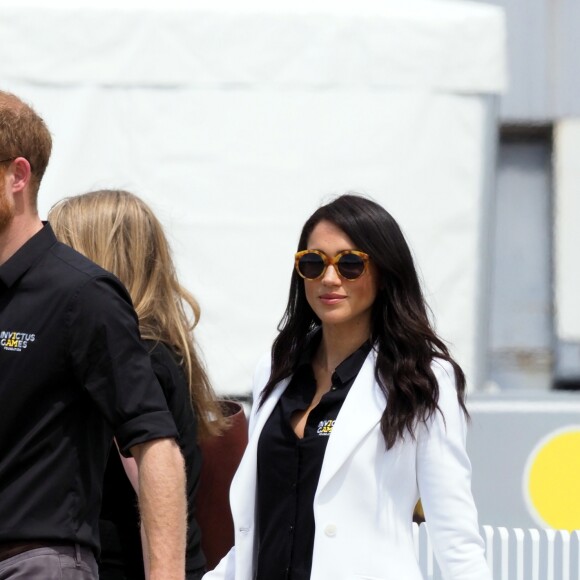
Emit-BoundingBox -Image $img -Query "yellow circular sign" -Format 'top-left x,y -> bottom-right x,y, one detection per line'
524,426 -> 580,531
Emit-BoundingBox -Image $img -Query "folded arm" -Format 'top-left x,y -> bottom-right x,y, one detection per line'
131,437 -> 187,580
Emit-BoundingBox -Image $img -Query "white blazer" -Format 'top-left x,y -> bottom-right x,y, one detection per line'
205,351 -> 491,580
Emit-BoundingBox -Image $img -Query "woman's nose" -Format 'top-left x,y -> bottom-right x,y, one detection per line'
321,263 -> 341,285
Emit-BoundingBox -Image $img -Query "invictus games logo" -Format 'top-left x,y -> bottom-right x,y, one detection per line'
0,330 -> 36,352
317,419 -> 335,436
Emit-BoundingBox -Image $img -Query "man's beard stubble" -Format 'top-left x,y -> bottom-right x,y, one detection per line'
0,187 -> 15,234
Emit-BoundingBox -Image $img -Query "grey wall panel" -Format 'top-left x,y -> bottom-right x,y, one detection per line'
552,1 -> 580,117
475,0 -> 580,120
488,136 -> 553,390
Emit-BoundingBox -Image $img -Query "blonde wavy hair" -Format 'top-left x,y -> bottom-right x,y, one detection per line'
49,189 -> 227,439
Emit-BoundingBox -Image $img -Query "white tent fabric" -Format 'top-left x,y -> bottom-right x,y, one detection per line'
0,0 -> 504,92
0,0 -> 506,395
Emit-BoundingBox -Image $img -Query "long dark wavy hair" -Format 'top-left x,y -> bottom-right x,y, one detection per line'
259,193 -> 467,449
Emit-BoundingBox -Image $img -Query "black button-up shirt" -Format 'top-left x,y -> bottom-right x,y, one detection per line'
256,336 -> 371,580
0,223 -> 178,552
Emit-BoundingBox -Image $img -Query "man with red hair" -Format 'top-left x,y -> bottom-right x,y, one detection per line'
0,90 -> 187,579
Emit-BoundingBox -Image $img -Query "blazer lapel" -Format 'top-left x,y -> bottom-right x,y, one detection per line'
251,378 -> 290,440
315,351 -> 385,494
230,377 -> 290,518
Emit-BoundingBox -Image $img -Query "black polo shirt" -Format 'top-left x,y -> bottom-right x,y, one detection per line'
256,336 -> 371,580
0,223 -> 178,553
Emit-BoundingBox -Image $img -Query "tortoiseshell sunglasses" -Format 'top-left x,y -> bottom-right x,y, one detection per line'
294,249 -> 369,281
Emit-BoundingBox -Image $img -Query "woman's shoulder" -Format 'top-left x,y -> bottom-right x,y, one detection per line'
430,357 -> 455,380
143,339 -> 180,368
430,356 -> 463,410
254,350 -> 272,374
252,351 -> 272,397
142,339 -> 187,394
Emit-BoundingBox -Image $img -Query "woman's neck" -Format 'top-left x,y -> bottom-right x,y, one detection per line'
315,322 -> 371,373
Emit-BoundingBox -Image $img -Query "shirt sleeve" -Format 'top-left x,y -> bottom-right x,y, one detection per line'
416,359 -> 491,580
65,275 -> 178,456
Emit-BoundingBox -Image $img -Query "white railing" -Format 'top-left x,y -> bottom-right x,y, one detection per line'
414,523 -> 580,580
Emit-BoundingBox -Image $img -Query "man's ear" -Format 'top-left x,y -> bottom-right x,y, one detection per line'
10,157 -> 32,193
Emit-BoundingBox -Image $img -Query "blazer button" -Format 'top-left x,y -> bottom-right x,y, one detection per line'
324,524 -> 337,537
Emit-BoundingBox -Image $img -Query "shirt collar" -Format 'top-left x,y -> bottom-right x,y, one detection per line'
0,222 -> 58,289
333,339 -> 372,387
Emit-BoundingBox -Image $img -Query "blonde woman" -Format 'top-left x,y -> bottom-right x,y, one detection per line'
49,190 -> 227,580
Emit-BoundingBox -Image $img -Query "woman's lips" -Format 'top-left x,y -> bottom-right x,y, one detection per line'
319,293 -> 346,305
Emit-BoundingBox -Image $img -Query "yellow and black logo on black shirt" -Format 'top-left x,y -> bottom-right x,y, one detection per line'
317,419 -> 335,436
0,330 -> 36,352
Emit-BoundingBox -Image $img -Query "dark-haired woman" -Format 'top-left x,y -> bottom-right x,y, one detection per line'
205,194 -> 490,580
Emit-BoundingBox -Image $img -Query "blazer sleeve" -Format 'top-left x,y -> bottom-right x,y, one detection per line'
416,359 -> 491,580
203,546 -> 236,580
203,353 -> 271,580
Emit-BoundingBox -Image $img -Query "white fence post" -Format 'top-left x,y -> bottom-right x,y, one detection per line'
511,528 -> 525,580
571,531 -> 580,579
413,523 -> 580,579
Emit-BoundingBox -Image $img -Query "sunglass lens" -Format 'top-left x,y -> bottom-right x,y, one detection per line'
298,253 -> 325,279
337,254 -> 365,279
